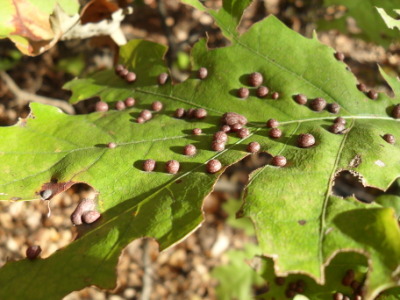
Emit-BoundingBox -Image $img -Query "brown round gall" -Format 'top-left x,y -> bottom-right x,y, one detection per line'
329,123 -> 345,134
119,68 -> 129,77
272,155 -> 287,167
256,86 -> 269,98
297,133 -> 315,148
194,108 -> 207,119
328,103 -> 340,114
269,128 -> 282,139
95,101 -> 109,112
342,269 -> 355,286
237,128 -> 250,138
248,72 -> 263,87
334,52 -> 344,61
211,141 -> 225,152
206,159 -> 222,173
198,67 -> 208,79
115,64 -> 125,74
367,90 -> 378,100
237,87 -> 249,99
70,198 -> 96,225
174,108 -> 186,118
247,142 -> 260,153
392,104 -> 400,119
310,97 -> 327,111
124,97 -> 135,107
357,83 -> 367,92
383,134 -> 395,144
26,245 -> 42,260
166,160 -> 180,174
158,72 -> 169,85
275,277 -> 285,286
125,72 -> 136,83
220,125 -> 231,133
186,108 -> 195,118
333,292 -> 344,300
151,101 -> 163,111
294,94 -> 307,105
140,109 -> 152,121
143,159 -> 156,172
192,128 -> 202,135
82,211 -> 101,224
183,144 -> 197,156
271,92 -> 279,100
213,131 -> 228,143
334,52 -> 345,61
334,117 -> 346,125
107,142 -> 117,149
115,100 -> 126,111
266,118 -> 279,128
231,123 -> 243,132
221,112 -> 248,126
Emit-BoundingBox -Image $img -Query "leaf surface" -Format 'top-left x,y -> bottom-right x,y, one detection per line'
0,3 -> 400,299
256,252 -> 369,299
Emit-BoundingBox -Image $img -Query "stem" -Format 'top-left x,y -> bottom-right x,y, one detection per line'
0,71 -> 75,115
157,0 -> 175,68
141,239 -> 153,300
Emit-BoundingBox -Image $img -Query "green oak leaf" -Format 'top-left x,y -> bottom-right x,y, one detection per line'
377,7 -> 400,31
0,102 -> 248,299
377,287 -> 400,299
255,252 -> 369,299
319,0 -> 400,47
0,0 -> 400,298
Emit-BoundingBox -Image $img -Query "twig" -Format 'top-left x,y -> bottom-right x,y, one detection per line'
157,0 -> 176,68
0,71 -> 75,115
141,239 -> 153,300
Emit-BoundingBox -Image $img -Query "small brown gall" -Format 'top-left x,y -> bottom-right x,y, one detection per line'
166,160 -> 180,174
269,128 -> 282,139
266,119 -> 279,128
158,72 -> 169,85
192,128 -> 202,135
272,155 -> 287,167
248,72 -> 263,87
237,87 -> 250,99
247,142 -> 260,153
26,245 -> 42,260
115,100 -> 126,111
297,133 -> 315,148
95,101 -> 109,112
183,144 -> 197,156
206,159 -> 222,173
151,101 -> 163,111
143,159 -> 156,172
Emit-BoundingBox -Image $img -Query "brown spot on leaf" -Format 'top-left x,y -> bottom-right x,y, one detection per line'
38,181 -> 76,200
349,155 -> 362,168
298,220 -> 306,225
